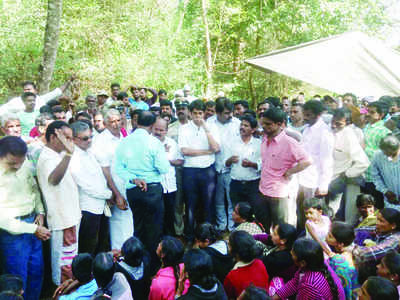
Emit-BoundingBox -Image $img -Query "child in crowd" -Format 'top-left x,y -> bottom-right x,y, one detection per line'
194,223 -> 234,284
272,238 -> 345,300
0,275 -> 23,297
354,194 -> 378,246
303,198 -> 332,256
376,250 -> 400,295
224,231 -> 269,299
326,221 -> 359,300
149,236 -> 189,300
57,253 -> 98,300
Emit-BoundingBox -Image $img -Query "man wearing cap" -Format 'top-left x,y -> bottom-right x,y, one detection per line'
97,90 -> 109,110
183,85 -> 197,103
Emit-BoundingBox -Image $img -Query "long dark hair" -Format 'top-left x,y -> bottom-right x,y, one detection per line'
276,223 -> 297,250
236,202 -> 264,231
160,236 -> 184,292
293,238 -> 338,300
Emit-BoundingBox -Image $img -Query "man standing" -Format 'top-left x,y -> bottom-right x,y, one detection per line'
0,136 -> 51,300
37,121 -> 81,285
115,111 -> 169,272
288,102 -> 306,132
204,101 -> 216,120
328,108 -> 370,225
152,118 -> 184,236
93,112 -> 106,135
362,102 -> 392,209
207,97 -> 240,232
233,100 -> 249,118
91,109 -> 133,250
179,100 -> 220,242
69,121 -> 112,254
371,135 -> 400,211
17,92 -> 39,136
225,115 -> 261,208
160,100 -> 177,123
0,77 -> 75,114
167,100 -> 189,236
298,100 -> 334,229
139,87 -> 158,106
258,108 -> 311,230
106,83 -> 121,105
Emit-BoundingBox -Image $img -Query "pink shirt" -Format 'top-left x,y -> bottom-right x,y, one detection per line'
259,131 -> 310,198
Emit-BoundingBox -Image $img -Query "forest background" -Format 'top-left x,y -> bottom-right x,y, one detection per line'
0,0 -> 399,108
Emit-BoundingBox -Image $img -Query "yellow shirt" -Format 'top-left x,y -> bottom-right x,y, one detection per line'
0,159 -> 43,234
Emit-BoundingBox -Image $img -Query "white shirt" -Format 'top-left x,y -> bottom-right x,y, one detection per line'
298,118 -> 334,191
178,121 -> 220,168
350,124 -> 365,146
332,126 -> 370,180
160,136 -> 184,193
37,146 -> 81,231
0,88 -> 62,114
91,129 -> 125,196
70,146 -> 112,214
225,135 -> 261,181
206,115 -> 240,173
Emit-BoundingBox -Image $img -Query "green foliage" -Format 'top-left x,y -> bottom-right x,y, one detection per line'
0,0 -> 390,105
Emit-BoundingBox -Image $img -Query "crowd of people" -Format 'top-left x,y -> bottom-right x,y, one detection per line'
1,79 -> 400,300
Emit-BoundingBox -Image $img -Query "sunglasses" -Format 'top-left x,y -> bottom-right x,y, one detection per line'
77,135 -> 93,141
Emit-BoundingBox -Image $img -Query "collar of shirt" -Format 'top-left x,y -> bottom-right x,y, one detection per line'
365,120 -> 385,130
104,128 -> 121,141
265,129 -> 285,146
304,117 -> 325,133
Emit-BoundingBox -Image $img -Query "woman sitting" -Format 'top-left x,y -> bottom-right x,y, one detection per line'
232,202 -> 264,235
353,208 -> 400,266
224,231 -> 269,299
272,238 -> 345,300
149,236 -> 189,300
194,223 -> 234,284
354,194 -> 378,246
376,250 -> 400,295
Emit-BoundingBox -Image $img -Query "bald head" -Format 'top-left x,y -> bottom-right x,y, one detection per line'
152,117 -> 168,141
380,134 -> 400,158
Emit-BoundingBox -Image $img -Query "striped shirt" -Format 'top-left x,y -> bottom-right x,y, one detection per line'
371,151 -> 400,210
276,265 -> 345,300
363,120 -> 391,182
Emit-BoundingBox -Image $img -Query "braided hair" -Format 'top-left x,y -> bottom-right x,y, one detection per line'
293,238 -> 338,300
236,202 -> 265,232
159,236 -> 184,292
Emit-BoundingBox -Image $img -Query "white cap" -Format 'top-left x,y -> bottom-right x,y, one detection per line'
183,84 -> 191,91
217,91 -> 225,97
175,89 -> 184,97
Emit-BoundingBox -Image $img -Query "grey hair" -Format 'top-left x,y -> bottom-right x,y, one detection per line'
380,134 -> 400,152
103,108 -> 120,123
0,113 -> 20,127
35,113 -> 54,127
70,121 -> 90,137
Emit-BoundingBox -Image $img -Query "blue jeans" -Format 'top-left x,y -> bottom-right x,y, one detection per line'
215,172 -> 234,231
0,214 -> 44,300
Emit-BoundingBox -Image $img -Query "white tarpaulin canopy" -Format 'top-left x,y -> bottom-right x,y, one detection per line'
245,31 -> 400,98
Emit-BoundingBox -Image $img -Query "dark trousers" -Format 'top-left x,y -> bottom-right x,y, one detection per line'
361,182 -> 384,209
230,179 -> 260,208
163,191 -> 177,236
255,193 -> 289,232
127,183 -> 163,273
79,211 -> 110,255
0,214 -> 43,300
183,165 -> 216,241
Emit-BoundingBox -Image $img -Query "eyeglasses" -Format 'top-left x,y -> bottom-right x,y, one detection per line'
77,135 -> 93,141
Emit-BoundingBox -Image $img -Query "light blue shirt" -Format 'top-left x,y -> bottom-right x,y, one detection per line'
130,99 -> 149,111
114,128 -> 169,189
371,150 -> 400,211
59,279 -> 97,300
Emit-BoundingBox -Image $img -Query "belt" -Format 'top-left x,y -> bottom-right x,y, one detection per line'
232,179 -> 259,185
16,211 -> 36,220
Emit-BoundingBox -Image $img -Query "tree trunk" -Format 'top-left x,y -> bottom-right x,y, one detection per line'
38,0 -> 63,93
201,0 -> 213,98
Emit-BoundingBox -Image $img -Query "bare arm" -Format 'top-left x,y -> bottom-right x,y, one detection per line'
59,75 -> 76,93
48,155 -> 72,185
284,159 -> 311,179
204,129 -> 220,153
101,166 -> 128,210
305,222 -> 333,256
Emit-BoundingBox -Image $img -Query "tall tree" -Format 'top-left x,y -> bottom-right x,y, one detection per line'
201,0 -> 213,97
38,0 -> 63,93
